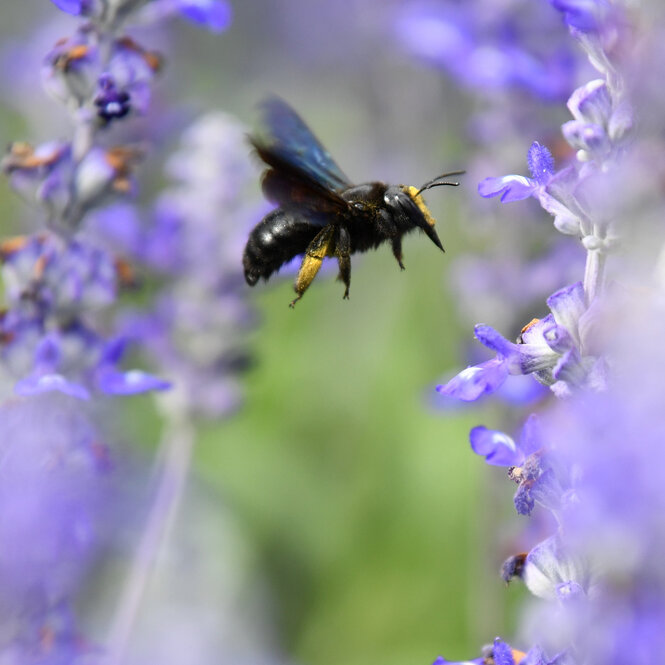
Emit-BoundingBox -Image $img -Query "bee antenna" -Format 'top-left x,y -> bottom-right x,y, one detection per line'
416,170 -> 466,196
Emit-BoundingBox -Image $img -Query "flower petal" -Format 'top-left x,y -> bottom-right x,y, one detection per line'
546,282 -> 586,342
519,413 -> 544,457
436,357 -> 509,401
478,175 -> 537,202
177,0 -> 232,31
50,0 -> 85,14
15,373 -> 90,400
96,367 -> 171,395
470,426 -> 524,466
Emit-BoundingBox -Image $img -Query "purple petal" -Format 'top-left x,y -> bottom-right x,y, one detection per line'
34,335 -> 62,370
519,414 -> 544,457
527,142 -> 555,184
520,646 -> 548,665
15,373 -> 90,400
96,367 -> 171,395
567,79 -> 611,124
546,282 -> 586,337
100,337 -> 127,365
478,175 -> 537,202
177,0 -> 232,31
549,0 -> 603,32
562,120 -> 608,153
436,357 -> 509,401
552,347 -> 585,385
542,322 -> 575,354
470,426 -> 524,466
474,325 -> 517,357
50,0 -> 85,14
495,374 -> 549,406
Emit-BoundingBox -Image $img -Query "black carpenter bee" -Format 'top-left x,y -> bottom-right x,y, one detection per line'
243,99 -> 464,307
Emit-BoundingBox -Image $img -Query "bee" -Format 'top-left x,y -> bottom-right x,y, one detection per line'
243,98 -> 464,307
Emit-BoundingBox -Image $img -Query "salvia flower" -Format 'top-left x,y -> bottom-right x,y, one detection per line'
478,142 -> 585,237
0,0 -> 249,661
431,2 -> 665,665
470,414 -> 570,516
438,281 -> 606,400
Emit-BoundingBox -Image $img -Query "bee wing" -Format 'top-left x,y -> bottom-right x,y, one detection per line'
259,168 -> 348,213
252,98 -> 352,201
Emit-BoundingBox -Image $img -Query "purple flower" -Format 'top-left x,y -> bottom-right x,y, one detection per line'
94,338 -> 171,395
0,235 -> 169,399
395,2 -> 577,102
436,357 -> 509,402
549,0 -> 612,33
1,141 -> 73,214
478,142 -> 555,202
175,0 -> 232,31
49,0 -> 91,15
478,142 -> 586,236
0,395 -> 110,612
470,414 -> 568,516
522,536 -> 590,601
109,112 -> 258,418
561,79 -> 630,164
431,656 -> 483,665
438,282 -> 605,401
41,29 -> 99,107
104,37 -> 163,115
136,0 -> 233,32
470,413 -> 542,467
15,334 -> 91,400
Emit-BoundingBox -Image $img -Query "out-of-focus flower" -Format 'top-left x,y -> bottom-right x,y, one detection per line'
106,111 -> 261,418
0,394 -> 111,616
395,2 -> 577,102
135,0 -> 232,32
0,232 -> 169,401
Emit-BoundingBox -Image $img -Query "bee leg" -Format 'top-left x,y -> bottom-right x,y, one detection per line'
290,224 -> 336,308
335,226 -> 351,299
391,237 -> 405,270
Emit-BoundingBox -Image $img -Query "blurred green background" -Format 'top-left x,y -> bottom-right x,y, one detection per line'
0,2 -> 528,663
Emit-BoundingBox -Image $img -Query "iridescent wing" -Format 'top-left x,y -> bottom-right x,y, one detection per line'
251,98 -> 352,203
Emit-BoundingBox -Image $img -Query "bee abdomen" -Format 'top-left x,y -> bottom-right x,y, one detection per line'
243,209 -> 321,285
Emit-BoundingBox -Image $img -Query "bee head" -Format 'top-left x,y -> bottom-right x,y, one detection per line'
396,171 -> 465,251
383,184 -> 445,251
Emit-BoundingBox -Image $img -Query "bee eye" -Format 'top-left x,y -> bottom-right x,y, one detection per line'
353,202 -> 366,211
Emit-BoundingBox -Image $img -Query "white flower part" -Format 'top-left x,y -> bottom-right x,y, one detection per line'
538,191 -> 582,236
523,535 -> 590,601
582,235 -> 603,251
